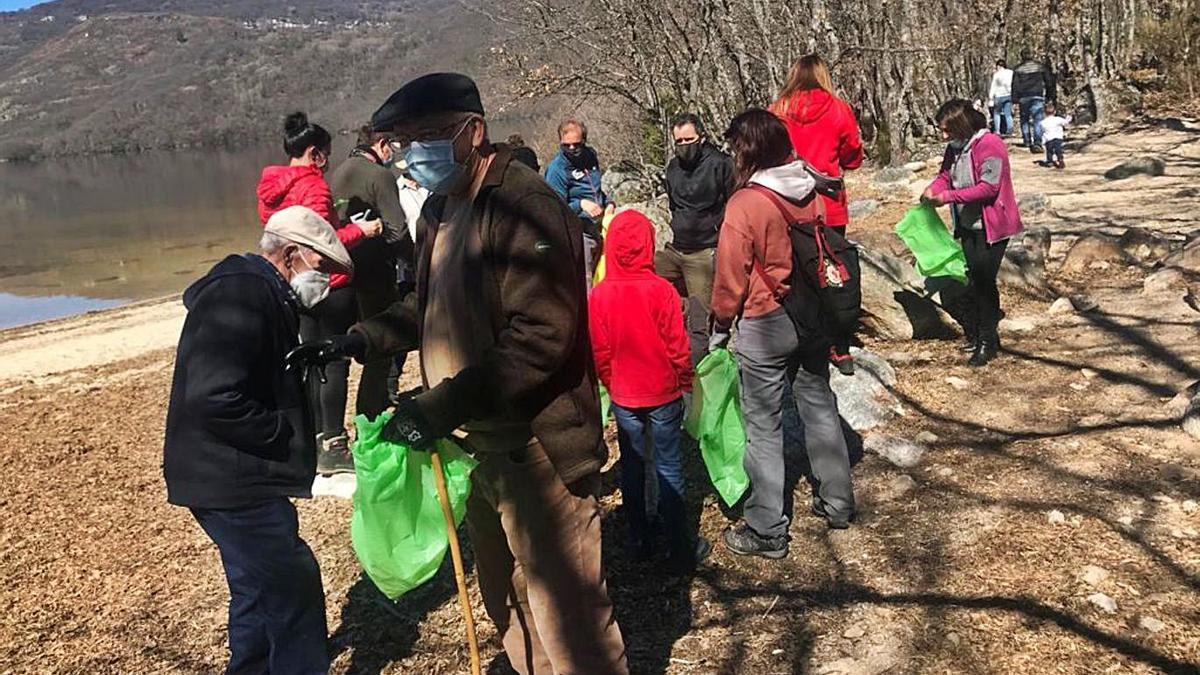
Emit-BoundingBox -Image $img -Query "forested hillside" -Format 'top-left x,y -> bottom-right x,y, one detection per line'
0,0 -> 487,159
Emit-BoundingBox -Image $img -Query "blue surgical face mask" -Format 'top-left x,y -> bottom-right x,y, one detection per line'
404,120 -> 472,195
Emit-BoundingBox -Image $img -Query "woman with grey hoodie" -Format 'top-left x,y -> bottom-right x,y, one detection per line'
710,109 -> 856,559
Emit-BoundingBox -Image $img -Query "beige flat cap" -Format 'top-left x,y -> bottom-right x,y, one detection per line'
264,205 -> 353,273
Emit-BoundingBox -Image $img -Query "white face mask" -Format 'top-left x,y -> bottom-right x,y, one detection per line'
289,253 -> 330,309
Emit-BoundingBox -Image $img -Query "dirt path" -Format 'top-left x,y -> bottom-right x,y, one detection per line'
1,120 -> 1198,674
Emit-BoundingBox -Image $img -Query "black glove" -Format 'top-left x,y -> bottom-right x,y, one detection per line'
285,333 -> 368,373
381,396 -> 438,450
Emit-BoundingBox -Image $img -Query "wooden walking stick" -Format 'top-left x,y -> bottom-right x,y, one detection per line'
430,448 -> 482,675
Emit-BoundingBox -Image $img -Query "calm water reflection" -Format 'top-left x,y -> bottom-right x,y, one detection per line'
0,144 -> 329,329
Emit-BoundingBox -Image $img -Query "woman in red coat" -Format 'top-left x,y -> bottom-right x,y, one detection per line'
255,112 -> 383,474
770,54 -> 864,374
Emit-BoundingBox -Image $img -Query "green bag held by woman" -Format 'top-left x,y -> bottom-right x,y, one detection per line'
684,348 -> 749,507
351,412 -> 477,600
894,204 -> 969,285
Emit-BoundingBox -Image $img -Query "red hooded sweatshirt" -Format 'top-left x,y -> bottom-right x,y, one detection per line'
770,89 -> 864,227
256,164 -> 363,289
588,210 -> 693,409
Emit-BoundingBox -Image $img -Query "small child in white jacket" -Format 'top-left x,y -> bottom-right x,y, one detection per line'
1038,102 -> 1071,169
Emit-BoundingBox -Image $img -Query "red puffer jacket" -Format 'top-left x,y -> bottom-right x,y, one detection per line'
770,89 -> 864,227
256,164 -> 363,289
588,210 -> 693,409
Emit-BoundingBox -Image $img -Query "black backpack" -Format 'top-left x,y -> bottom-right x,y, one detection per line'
749,185 -> 861,346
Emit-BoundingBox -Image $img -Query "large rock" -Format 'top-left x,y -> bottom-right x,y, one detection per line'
864,433 -> 926,468
616,197 -> 671,247
1059,233 -> 1129,274
601,169 -> 647,205
1000,227 -> 1051,295
1182,382 -> 1200,440
830,348 -> 903,432
1163,237 -> 1200,274
848,199 -> 881,220
873,166 -> 915,186
858,247 -> 958,341
1018,193 -> 1051,215
1104,157 -> 1166,180
1119,227 -> 1177,263
1143,267 -> 1188,295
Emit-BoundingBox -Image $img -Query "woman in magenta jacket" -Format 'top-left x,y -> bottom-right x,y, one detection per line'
770,54 -> 864,375
923,99 -> 1024,367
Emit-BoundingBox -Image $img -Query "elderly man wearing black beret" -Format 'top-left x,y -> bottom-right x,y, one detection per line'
291,73 -> 627,674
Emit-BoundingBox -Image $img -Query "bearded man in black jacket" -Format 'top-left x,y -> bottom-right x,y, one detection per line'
657,113 -> 735,362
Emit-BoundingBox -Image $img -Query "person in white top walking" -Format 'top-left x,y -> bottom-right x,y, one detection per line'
1038,101 -> 1072,169
988,59 -> 1014,136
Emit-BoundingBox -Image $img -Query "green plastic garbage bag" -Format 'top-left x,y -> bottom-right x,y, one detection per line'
598,383 -> 612,426
894,204 -> 969,285
684,348 -> 749,507
351,412 -> 477,600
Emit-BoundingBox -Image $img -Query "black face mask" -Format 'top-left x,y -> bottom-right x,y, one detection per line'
675,141 -> 702,168
565,145 -> 597,171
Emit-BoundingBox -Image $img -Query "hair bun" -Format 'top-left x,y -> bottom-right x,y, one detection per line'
284,111 -> 310,137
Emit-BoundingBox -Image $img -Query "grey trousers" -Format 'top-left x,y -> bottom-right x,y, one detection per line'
736,309 -> 855,537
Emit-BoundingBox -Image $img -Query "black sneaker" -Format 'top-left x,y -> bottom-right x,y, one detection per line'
968,336 -> 998,367
1031,144 -> 1042,154
723,523 -> 788,559
317,433 -> 355,475
665,536 -> 713,575
958,333 -> 979,353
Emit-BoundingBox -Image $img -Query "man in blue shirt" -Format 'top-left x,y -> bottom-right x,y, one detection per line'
545,118 -> 608,282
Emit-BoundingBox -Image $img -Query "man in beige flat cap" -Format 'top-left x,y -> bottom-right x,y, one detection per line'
163,205 -> 351,675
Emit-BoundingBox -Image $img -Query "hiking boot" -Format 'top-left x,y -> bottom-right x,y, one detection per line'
958,332 -> 979,352
723,523 -> 788,559
665,536 -> 713,575
316,433 -> 355,475
830,348 -> 855,376
1031,144 -> 1043,154
968,335 -> 999,367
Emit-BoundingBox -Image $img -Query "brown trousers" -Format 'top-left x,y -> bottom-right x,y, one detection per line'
466,440 -> 628,675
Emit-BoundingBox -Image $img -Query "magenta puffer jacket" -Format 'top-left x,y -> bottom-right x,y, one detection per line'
927,132 -> 1023,243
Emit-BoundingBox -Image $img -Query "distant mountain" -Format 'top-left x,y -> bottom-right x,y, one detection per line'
0,0 -> 494,159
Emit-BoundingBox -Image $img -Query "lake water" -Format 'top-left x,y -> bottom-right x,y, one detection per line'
0,145 -> 297,329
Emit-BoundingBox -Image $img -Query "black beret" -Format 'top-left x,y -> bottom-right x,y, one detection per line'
371,72 -> 485,132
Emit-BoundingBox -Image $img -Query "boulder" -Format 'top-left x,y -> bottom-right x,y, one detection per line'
874,166 -> 915,186
602,169 -> 646,204
1163,237 -> 1200,274
1018,193 -> 1051,215
1143,267 -> 1187,295
1104,156 -> 1166,180
1059,233 -> 1129,274
830,348 -> 902,432
1000,227 -> 1051,294
1048,297 -> 1075,314
858,247 -> 958,340
863,433 -> 926,468
616,197 -> 671,247
1183,385 -> 1200,440
848,198 -> 881,220
1119,227 -> 1177,263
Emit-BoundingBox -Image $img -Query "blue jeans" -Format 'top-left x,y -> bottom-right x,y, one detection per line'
1019,96 -> 1046,147
1045,139 -> 1064,164
612,398 -> 689,556
992,96 -> 1013,135
191,499 -> 330,675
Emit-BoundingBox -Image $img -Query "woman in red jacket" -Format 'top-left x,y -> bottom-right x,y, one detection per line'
771,54 -> 864,375
255,112 -> 383,474
589,210 -> 709,572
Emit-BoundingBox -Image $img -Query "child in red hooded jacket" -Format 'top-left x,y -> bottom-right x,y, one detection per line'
589,210 -> 710,571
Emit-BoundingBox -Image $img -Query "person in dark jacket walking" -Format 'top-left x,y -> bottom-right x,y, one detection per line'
329,124 -> 416,438
1012,49 -> 1056,152
658,113 -> 734,362
289,73 -> 628,675
590,209 -> 710,573
163,205 -> 353,675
